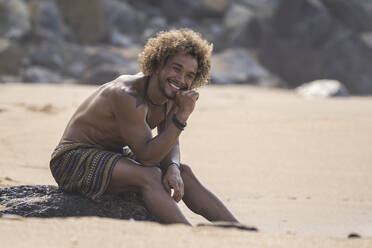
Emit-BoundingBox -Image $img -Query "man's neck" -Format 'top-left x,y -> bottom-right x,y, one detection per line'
146,76 -> 168,107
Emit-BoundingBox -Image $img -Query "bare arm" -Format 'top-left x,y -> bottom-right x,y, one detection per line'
157,112 -> 181,171
111,88 -> 197,166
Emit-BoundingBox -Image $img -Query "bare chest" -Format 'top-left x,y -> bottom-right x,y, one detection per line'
146,104 -> 168,129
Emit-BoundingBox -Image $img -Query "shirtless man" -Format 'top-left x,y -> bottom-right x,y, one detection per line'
50,29 -> 238,225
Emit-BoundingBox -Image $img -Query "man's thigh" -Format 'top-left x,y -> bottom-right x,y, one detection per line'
105,157 -> 161,195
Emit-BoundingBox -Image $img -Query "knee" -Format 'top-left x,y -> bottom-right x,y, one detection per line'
180,163 -> 194,178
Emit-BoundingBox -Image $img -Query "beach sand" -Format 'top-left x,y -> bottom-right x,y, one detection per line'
0,83 -> 371,247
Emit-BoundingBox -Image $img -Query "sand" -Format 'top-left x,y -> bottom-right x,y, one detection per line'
0,83 -> 371,247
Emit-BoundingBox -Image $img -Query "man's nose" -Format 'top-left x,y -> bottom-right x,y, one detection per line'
176,72 -> 185,84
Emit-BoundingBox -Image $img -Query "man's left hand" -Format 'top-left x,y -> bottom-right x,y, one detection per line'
162,165 -> 184,202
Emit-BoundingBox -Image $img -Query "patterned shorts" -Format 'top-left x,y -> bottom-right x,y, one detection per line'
50,142 -> 124,200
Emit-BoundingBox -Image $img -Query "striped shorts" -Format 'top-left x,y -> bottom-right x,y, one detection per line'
49,142 -> 124,201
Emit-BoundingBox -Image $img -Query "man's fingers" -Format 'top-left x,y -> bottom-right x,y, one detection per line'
171,181 -> 181,202
162,179 -> 171,194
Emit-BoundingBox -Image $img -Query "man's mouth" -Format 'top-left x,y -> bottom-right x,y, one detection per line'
168,80 -> 181,90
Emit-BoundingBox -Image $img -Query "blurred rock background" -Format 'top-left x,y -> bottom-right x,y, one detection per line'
1,0 -> 372,94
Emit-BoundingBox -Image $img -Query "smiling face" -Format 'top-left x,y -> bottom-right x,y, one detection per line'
156,53 -> 198,99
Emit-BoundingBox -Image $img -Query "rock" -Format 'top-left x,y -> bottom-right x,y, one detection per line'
236,0 -> 279,18
109,30 -> 136,48
80,65 -> 125,85
223,3 -> 257,47
321,0 -> 372,33
29,1 -> 72,42
348,233 -> 361,239
87,47 -> 131,69
0,185 -> 157,221
211,48 -> 282,87
360,32 -> 372,48
200,0 -> 230,16
159,0 -> 228,22
223,0 -> 280,48
0,0 -> 31,39
0,39 -> 26,75
29,41 -> 91,78
80,46 -> 139,84
296,79 -> 349,98
57,0 -> 108,44
102,0 -> 138,38
22,66 -> 63,83
258,0 -> 372,94
0,75 -> 22,83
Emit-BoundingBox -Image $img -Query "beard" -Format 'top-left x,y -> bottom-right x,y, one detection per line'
159,78 -> 176,100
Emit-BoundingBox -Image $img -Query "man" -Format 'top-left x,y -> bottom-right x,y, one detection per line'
50,29 -> 238,225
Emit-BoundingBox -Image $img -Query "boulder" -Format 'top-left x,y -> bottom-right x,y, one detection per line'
22,66 -> 63,83
296,79 -> 349,98
102,0 -> 138,38
29,1 -> 72,42
29,41 -> 91,78
0,0 -> 31,39
159,0 -> 228,22
258,0 -> 372,94
57,0 -> 108,44
0,39 -> 25,75
211,48 -> 282,87
320,0 -> 372,33
0,185 -> 157,221
79,63 -> 138,85
223,3 -> 256,47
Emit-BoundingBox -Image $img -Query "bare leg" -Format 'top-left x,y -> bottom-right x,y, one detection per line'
106,158 -> 190,225
181,164 -> 238,223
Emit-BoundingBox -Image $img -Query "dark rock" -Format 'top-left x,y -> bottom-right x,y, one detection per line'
140,16 -> 168,44
0,39 -> 26,75
258,0 -> 372,94
80,61 -> 139,85
0,185 -> 157,221
29,1 -> 72,42
109,30 -> 136,48
0,0 -> 31,39
57,0 -> 108,44
87,47 -> 131,69
159,0 -> 228,22
211,48 -> 282,87
223,0 -> 278,48
22,66 -> 63,83
29,41 -> 91,78
321,0 -> 372,33
80,65 -> 123,85
223,3 -> 256,47
348,233 -> 361,239
102,0 -> 138,38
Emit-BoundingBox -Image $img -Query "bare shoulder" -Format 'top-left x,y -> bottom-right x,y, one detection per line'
107,74 -> 148,119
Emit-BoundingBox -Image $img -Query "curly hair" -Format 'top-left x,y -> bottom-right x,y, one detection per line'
138,29 -> 213,89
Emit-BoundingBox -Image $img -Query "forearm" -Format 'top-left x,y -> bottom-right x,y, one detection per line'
136,122 -> 182,166
159,141 -> 180,171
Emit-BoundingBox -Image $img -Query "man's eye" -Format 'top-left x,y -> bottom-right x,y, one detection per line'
173,67 -> 181,72
186,74 -> 195,81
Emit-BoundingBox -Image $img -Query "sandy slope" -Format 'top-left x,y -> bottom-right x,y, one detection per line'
0,83 -> 371,247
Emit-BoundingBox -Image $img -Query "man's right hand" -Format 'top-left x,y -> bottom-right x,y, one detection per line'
175,90 -> 199,121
